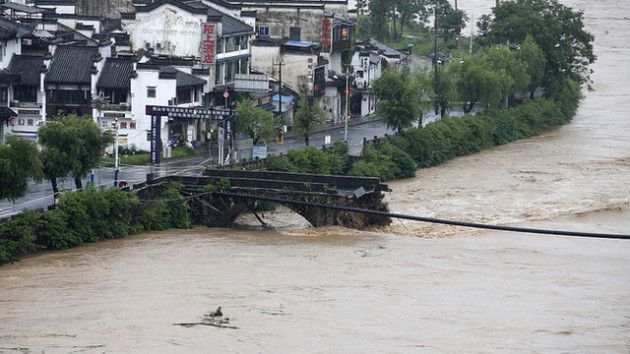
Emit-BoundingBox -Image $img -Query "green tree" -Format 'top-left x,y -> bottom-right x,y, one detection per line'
475,14 -> 492,48
517,35 -> 546,99
484,45 -> 530,106
234,98 -> 277,145
438,8 -> 468,41
451,53 -> 509,113
431,66 -> 457,117
390,0 -> 429,40
293,96 -> 328,146
38,113 -> 113,193
367,0 -> 391,41
489,0 -> 595,94
372,68 -> 422,133
0,135 -> 43,201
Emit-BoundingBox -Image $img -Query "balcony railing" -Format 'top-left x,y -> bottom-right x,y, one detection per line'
10,100 -> 43,108
94,102 -> 132,112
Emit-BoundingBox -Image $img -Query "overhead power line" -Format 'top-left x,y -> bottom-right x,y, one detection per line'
212,192 -> 630,240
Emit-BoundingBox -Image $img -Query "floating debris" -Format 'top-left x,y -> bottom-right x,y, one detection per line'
174,307 -> 238,329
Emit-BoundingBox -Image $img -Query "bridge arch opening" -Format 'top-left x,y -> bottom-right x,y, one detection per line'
233,204 -> 313,230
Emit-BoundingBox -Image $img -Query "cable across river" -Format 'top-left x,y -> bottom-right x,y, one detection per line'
213,192 -> 630,240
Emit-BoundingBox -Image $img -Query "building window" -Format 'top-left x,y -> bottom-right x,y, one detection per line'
215,63 -> 224,85
242,35 -> 248,49
226,37 -> 237,52
0,86 -> 7,103
226,61 -> 235,82
177,87 -> 192,104
147,86 -> 156,98
290,27 -> 301,42
259,26 -> 269,36
240,58 -> 248,74
217,38 -> 224,54
14,86 -> 37,102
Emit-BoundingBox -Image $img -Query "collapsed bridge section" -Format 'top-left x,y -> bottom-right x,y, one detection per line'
134,170 -> 391,229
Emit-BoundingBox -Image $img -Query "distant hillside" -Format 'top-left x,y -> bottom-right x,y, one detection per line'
76,0 -> 135,19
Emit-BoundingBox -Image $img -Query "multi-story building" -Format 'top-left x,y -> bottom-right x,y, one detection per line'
242,0 -> 357,125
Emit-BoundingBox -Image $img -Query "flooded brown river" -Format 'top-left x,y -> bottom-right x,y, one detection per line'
2,1 -> 630,353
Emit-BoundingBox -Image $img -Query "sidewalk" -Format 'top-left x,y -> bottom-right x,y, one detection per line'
282,113 -> 383,140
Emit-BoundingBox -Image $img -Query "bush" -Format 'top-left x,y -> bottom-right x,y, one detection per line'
380,143 -> 417,179
395,87 -> 580,169
350,143 -> 416,181
162,182 -> 192,229
0,210 -> 41,264
137,201 -> 171,231
264,154 -> 296,172
288,146 -> 335,174
349,146 -> 398,180
36,211 -> 80,250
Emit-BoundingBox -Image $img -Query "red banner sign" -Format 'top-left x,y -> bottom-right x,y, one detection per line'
201,23 -> 217,64
321,18 -> 332,52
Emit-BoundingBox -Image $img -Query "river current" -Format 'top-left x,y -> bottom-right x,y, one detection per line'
1,1 -> 629,353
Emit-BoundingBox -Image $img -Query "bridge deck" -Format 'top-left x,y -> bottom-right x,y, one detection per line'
204,169 -> 390,195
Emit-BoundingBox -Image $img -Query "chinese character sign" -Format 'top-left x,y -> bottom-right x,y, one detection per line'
201,23 -> 217,64
321,18 -> 332,52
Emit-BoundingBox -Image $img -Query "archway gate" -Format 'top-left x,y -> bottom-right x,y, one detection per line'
145,105 -> 234,164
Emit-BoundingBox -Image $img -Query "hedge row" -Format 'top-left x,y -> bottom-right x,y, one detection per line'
264,138 -> 417,181
0,182 -> 191,265
389,82 -> 581,168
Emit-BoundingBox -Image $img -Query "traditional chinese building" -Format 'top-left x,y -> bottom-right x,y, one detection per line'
243,0 -> 357,125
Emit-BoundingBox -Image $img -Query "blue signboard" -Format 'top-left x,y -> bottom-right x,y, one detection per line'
150,115 -> 161,164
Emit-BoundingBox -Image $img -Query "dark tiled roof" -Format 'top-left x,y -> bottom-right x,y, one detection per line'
97,57 -> 134,90
1,2 -> 45,14
45,46 -> 99,84
135,0 -> 209,15
0,17 -> 33,40
207,7 -> 253,36
0,106 -> 17,119
175,69 -> 206,88
359,38 -> 401,58
132,0 -> 253,37
0,69 -> 21,84
8,55 -> 44,86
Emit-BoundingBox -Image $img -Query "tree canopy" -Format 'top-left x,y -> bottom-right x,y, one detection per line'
0,135 -> 43,202
293,96 -> 328,146
517,35 -> 547,99
234,98 -> 277,145
372,68 -> 423,132
38,113 -> 113,193
489,0 -> 595,94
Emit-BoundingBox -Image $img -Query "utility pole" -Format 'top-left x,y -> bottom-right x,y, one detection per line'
276,61 -> 285,144
470,15 -> 474,55
344,66 -> 350,142
433,2 -> 439,115
113,117 -> 119,187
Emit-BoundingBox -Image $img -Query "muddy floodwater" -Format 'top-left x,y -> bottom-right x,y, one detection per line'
1,1 -> 630,353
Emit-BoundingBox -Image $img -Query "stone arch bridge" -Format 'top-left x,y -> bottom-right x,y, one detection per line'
133,169 -> 391,229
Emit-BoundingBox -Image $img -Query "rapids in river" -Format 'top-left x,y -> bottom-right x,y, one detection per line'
1,1 -> 629,352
